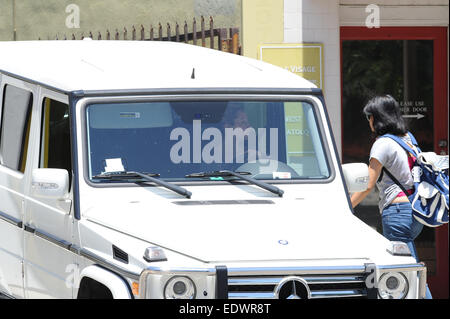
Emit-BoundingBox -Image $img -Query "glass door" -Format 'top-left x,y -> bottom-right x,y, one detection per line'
341,27 -> 448,298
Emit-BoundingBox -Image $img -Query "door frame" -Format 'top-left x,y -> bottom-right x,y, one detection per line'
340,26 -> 448,299
23,87 -> 74,298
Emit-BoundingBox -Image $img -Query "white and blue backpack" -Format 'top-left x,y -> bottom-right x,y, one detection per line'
381,132 -> 449,227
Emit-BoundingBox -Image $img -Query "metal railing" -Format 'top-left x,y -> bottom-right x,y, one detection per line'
40,16 -> 241,55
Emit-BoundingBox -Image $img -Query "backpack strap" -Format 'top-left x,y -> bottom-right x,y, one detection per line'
379,132 -> 419,201
406,132 -> 422,153
382,167 -> 412,203
382,133 -> 419,157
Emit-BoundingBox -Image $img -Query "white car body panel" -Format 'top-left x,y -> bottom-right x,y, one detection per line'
81,187 -> 388,263
0,41 -> 315,92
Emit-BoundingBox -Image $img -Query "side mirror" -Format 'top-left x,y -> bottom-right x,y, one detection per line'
341,163 -> 369,193
31,168 -> 69,200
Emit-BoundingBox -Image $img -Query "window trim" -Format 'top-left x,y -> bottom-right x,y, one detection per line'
38,91 -> 72,191
39,97 -> 71,169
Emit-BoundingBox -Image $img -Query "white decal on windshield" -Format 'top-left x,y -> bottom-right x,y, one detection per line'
103,158 -> 125,173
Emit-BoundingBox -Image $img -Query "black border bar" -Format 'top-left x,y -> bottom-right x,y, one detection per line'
215,265 -> 228,299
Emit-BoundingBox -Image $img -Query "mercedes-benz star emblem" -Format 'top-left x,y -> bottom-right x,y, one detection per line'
274,277 -> 311,299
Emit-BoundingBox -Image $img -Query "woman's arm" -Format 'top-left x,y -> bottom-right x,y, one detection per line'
350,157 -> 383,208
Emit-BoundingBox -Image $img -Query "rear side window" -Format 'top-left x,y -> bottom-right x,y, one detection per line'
0,85 -> 33,173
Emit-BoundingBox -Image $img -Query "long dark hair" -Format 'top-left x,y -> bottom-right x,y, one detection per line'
363,95 -> 408,136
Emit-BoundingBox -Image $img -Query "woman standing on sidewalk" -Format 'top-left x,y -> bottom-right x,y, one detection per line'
350,94 -> 432,298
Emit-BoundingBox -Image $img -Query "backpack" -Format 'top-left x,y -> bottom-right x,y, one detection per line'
381,132 -> 449,227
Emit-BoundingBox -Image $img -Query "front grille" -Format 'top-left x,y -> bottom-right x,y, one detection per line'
228,273 -> 368,299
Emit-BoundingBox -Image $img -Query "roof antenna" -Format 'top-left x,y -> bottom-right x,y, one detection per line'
191,67 -> 195,79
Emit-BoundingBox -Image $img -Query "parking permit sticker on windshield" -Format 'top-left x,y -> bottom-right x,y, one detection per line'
273,172 -> 291,179
104,158 -> 125,173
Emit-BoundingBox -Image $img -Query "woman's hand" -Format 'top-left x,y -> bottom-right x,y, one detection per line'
350,158 -> 383,208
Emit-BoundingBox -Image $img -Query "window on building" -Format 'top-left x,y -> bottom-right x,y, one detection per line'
0,85 -> 33,173
40,98 -> 72,177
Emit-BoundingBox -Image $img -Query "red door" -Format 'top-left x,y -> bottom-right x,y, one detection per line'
340,26 -> 448,298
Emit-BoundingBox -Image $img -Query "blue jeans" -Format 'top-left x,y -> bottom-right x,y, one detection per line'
382,202 -> 432,299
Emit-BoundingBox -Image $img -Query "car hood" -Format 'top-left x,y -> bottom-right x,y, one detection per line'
83,198 -> 389,263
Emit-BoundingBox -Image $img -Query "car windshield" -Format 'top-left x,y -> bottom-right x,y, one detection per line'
85,99 -> 330,182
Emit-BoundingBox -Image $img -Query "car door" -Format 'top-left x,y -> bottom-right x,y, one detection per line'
0,77 -> 36,298
23,88 -> 75,298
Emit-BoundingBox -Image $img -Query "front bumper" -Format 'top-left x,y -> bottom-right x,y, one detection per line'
138,262 -> 427,299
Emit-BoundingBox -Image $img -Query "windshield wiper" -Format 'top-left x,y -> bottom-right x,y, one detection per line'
185,170 -> 284,197
92,171 -> 192,199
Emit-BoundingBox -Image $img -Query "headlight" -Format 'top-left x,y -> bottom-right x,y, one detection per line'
378,272 -> 409,299
164,276 -> 196,299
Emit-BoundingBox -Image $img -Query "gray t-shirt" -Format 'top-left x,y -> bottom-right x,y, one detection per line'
370,134 -> 415,214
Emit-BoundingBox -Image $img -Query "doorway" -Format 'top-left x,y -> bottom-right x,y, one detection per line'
340,26 -> 448,298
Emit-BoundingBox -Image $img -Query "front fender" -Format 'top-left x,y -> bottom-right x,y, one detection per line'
77,265 -> 132,299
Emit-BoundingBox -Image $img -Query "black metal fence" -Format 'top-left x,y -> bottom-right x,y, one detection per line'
40,16 -> 241,55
